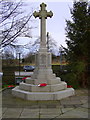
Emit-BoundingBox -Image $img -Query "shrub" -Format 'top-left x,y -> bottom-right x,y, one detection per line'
2,70 -> 15,86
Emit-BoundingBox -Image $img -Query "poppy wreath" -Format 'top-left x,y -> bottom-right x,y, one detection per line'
22,76 -> 31,80
8,85 -> 15,88
38,83 -> 47,87
67,85 -> 72,88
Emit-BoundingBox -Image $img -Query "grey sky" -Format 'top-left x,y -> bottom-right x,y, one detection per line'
32,2 -> 73,48
17,1 -> 73,49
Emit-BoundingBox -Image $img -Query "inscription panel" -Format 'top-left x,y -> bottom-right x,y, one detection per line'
39,54 -> 47,67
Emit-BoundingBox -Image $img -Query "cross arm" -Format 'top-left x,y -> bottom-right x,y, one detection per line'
33,11 -> 40,18
47,11 -> 53,18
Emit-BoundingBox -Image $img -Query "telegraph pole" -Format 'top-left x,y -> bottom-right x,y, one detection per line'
59,46 -> 63,70
18,53 -> 21,76
47,32 -> 49,51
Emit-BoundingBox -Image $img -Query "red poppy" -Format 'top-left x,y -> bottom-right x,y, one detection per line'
67,85 -> 72,88
38,83 -> 47,87
22,76 -> 31,80
22,77 -> 28,80
8,85 -> 14,88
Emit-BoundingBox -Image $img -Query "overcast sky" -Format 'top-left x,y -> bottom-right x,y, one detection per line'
16,0 -> 74,49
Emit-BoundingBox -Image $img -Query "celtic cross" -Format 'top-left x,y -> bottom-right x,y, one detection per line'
33,3 -> 53,48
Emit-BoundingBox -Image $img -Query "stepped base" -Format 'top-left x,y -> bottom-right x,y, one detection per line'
19,82 -> 67,92
12,86 -> 74,100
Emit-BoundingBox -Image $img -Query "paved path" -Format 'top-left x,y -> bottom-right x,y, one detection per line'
1,89 -> 89,119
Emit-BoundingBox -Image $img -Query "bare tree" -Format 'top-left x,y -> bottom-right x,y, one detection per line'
0,0 -> 33,48
46,32 -> 57,53
32,32 -> 57,54
2,48 -> 14,59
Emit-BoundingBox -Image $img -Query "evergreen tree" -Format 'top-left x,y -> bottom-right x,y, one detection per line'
64,1 -> 90,88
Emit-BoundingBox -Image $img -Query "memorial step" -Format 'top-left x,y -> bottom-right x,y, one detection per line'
19,82 -> 67,92
12,86 -> 74,100
25,76 -> 61,85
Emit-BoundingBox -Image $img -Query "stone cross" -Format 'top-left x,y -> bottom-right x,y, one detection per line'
33,3 -> 53,48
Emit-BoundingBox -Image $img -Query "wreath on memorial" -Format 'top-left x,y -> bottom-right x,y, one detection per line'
38,83 -> 47,87
67,85 -> 72,88
22,76 -> 31,80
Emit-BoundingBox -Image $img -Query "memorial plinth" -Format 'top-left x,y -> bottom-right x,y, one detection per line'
12,3 -> 75,100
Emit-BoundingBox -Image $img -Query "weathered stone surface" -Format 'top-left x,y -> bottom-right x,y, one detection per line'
19,82 -> 67,92
3,89 -> 88,118
20,108 -> 39,118
12,87 -> 74,100
2,108 -> 23,118
25,78 -> 35,84
57,107 -> 88,118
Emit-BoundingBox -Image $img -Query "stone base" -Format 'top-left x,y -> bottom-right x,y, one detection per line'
19,82 -> 67,92
12,48 -> 75,101
12,86 -> 74,100
25,76 -> 61,85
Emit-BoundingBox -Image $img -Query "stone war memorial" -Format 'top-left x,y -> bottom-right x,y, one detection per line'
12,3 -> 75,100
